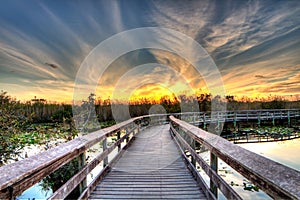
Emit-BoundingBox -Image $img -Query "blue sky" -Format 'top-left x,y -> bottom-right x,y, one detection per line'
0,0 -> 300,102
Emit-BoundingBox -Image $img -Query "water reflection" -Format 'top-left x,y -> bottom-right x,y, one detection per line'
238,138 -> 300,171
195,138 -> 300,199
16,182 -> 52,200
17,137 -> 299,199
197,151 -> 271,200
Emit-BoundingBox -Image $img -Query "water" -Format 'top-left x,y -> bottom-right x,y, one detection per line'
197,151 -> 271,200
16,183 -> 52,200
17,138 -> 300,199
213,138 -> 300,199
238,138 -> 300,171
16,135 -> 121,200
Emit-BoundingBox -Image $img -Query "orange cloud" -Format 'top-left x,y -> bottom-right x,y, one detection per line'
129,84 -> 175,102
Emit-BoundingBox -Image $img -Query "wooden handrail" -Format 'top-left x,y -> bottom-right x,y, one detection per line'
174,109 -> 300,122
0,110 -> 299,199
170,125 -> 242,199
0,115 -> 150,199
169,116 -> 300,199
49,125 -> 138,199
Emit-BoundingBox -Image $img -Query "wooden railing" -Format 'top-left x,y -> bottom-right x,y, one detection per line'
169,116 -> 300,199
175,109 -> 300,126
0,110 -> 299,199
0,115 -> 166,200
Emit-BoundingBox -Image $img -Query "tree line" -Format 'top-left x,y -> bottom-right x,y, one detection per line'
1,91 -> 299,124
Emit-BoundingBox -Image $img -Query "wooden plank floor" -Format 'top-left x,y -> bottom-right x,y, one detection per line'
89,125 -> 206,199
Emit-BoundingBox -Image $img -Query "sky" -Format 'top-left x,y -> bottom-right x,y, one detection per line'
0,0 -> 300,103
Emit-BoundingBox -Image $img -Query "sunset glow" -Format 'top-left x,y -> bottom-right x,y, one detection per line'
0,1 -> 299,103
128,84 -> 177,103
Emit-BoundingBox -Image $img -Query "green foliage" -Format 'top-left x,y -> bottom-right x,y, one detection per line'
262,100 -> 285,109
26,124 -> 77,145
51,105 -> 72,122
0,91 -> 30,166
243,180 -> 259,192
230,180 -> 259,192
241,126 -> 295,136
230,181 -> 239,186
100,120 -> 116,128
0,91 -> 78,166
41,157 -> 81,198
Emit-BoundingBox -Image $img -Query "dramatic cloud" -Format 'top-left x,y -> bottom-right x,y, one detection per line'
0,0 -> 299,102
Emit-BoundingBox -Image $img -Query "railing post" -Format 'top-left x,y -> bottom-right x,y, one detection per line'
234,112 -> 237,131
117,131 -> 121,152
103,137 -> 108,167
137,121 -> 140,133
288,110 -> 291,127
191,139 -> 196,166
126,127 -> 129,143
193,112 -> 196,125
78,152 -> 87,194
203,114 -> 206,130
210,152 -> 218,198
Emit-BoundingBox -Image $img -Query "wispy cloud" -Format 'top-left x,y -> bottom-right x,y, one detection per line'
0,0 -> 299,101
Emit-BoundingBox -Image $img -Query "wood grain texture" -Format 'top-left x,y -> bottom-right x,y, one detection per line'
170,125 -> 240,200
170,116 -> 300,199
0,116 -> 145,199
89,125 -> 206,199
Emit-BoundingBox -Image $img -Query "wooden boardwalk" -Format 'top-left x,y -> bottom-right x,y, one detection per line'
1,111 -> 299,200
89,125 -> 206,199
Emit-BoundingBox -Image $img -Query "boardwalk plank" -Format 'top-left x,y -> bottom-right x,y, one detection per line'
89,125 -> 206,199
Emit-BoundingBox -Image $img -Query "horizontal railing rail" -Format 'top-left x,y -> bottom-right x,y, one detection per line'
50,123 -> 138,200
0,114 -> 167,199
169,115 -> 300,199
176,109 -> 300,124
0,109 -> 299,199
170,125 -> 241,200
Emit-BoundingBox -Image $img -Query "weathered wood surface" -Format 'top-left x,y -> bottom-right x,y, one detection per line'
49,130 -> 133,199
170,125 -> 242,200
0,116 -> 144,199
176,109 -> 300,124
1,111 -> 299,199
170,116 -> 300,199
89,125 -> 206,199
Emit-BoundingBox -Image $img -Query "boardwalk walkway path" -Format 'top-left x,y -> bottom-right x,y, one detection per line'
2,111 -> 299,199
89,125 -> 206,199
